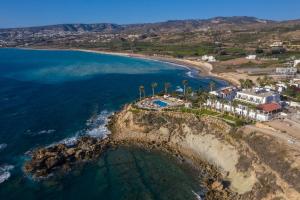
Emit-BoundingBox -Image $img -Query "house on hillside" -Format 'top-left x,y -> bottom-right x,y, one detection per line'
201,55 -> 216,62
270,41 -> 283,48
275,67 -> 297,76
294,60 -> 300,67
246,55 -> 257,60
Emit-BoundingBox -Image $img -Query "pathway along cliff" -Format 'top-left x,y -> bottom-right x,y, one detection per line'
24,104 -> 300,200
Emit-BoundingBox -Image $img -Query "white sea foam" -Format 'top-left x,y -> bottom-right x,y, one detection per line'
192,190 -> 203,200
0,143 -> 7,151
25,129 -> 56,136
37,129 -> 56,135
85,110 -> 112,139
55,110 -> 112,146
0,165 -> 14,184
186,71 -> 194,78
186,69 -> 199,79
59,136 -> 79,147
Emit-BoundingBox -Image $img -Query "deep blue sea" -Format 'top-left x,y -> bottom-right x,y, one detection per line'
0,48 -> 226,200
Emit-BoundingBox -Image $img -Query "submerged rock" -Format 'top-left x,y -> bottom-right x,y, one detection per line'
24,136 -> 109,178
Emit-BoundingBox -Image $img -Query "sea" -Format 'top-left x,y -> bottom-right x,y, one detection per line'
0,48 -> 227,200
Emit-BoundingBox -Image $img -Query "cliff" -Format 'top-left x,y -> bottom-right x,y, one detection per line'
109,104 -> 300,200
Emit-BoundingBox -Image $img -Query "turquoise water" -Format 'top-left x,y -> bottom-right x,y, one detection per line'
0,48 -> 226,199
153,100 -> 168,107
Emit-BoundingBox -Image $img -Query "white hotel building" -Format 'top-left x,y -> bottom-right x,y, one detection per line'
235,88 -> 281,105
206,88 -> 282,121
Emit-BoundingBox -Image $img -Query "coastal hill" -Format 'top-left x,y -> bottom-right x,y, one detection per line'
109,104 -> 300,200
1,16 -> 299,33
1,16 -> 300,55
23,103 -> 300,199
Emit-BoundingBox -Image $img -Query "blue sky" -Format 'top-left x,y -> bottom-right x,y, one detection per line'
0,0 -> 300,28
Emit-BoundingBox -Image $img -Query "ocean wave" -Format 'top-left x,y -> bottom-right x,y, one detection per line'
186,71 -> 194,78
186,70 -> 199,78
59,136 -> 79,147
25,129 -> 56,136
0,164 -> 14,184
192,190 -> 203,200
0,143 -> 7,151
54,110 -> 112,147
85,110 -> 112,139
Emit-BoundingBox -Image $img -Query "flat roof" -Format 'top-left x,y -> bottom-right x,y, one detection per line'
237,89 -> 276,98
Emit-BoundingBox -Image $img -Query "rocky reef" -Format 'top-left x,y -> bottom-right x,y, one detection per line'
24,136 -> 110,178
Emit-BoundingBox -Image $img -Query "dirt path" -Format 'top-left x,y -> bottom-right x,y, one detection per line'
243,124 -> 300,149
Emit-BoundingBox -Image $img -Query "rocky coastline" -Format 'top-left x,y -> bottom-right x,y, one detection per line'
24,136 -> 110,178
24,104 -> 300,199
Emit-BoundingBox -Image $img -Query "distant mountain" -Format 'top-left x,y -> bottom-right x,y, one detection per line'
1,16 -> 299,34
0,23 -> 124,33
1,16 -> 300,53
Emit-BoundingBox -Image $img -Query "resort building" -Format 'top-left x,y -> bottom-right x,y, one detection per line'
206,87 -> 283,121
209,86 -> 238,101
294,60 -> 300,67
275,67 -> 297,76
206,99 -> 282,122
235,88 -> 281,105
246,55 -> 257,60
201,55 -> 216,62
270,41 -> 283,48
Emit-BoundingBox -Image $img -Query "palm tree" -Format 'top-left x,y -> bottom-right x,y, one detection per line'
164,82 -> 171,94
244,79 -> 254,89
187,87 -> 193,95
256,77 -> 263,86
209,94 -> 217,110
257,75 -> 274,87
139,85 -> 145,101
219,99 -> 227,113
239,79 -> 245,88
182,80 -> 188,96
232,100 -> 238,116
209,81 -> 216,92
151,82 -> 158,97
197,92 -> 207,109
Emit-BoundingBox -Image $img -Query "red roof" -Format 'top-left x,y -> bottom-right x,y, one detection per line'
221,89 -> 231,95
257,103 -> 281,112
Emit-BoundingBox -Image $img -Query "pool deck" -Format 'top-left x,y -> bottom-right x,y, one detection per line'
136,96 -> 185,110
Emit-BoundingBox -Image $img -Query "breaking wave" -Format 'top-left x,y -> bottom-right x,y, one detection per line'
186,69 -> 199,78
59,136 -> 79,147
85,110 -> 112,138
56,110 -> 112,147
25,129 -> 56,136
192,190 -> 203,200
0,165 -> 14,184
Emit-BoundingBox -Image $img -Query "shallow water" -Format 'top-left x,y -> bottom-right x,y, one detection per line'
0,48 -> 226,199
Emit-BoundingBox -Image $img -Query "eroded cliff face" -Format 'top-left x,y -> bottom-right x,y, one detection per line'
110,105 -> 300,200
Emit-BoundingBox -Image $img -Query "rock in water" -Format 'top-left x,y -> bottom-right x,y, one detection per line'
24,136 -> 109,178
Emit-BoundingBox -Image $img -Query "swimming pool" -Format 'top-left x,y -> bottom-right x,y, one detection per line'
153,100 -> 169,107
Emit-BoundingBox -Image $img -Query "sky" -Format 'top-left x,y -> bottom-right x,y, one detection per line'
0,0 -> 300,28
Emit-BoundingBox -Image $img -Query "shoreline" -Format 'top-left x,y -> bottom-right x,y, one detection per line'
10,46 -> 239,86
